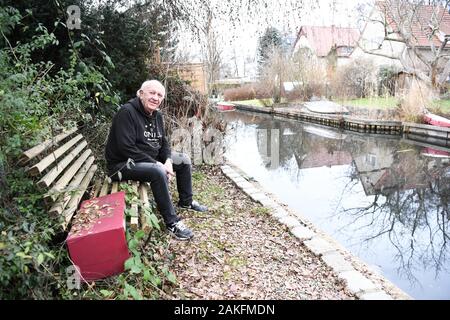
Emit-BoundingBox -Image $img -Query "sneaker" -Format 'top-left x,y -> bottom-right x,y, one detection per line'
179,200 -> 208,212
167,221 -> 194,240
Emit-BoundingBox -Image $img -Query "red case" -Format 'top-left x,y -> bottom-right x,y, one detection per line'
67,191 -> 130,281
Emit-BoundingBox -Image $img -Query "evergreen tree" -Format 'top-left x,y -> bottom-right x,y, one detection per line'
257,27 -> 282,75
1,0 -> 177,99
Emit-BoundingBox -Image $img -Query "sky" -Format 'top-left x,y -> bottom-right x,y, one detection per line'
175,0 -> 374,79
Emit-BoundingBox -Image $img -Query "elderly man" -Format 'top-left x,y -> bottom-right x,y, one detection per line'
105,80 -> 207,240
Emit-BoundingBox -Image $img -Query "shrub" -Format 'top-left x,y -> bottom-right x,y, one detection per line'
0,7 -> 115,299
285,82 -> 327,101
223,84 -> 256,101
0,5 -> 196,300
331,58 -> 377,99
223,83 -> 272,101
398,78 -> 434,122
378,66 -> 400,96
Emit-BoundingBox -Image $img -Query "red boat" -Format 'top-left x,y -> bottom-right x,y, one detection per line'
215,102 -> 236,112
423,113 -> 450,128
421,147 -> 450,158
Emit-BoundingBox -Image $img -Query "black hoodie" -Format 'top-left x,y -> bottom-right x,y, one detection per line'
105,97 -> 171,172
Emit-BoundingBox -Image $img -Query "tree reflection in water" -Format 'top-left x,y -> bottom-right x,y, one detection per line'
222,110 -> 450,296
342,146 -> 450,284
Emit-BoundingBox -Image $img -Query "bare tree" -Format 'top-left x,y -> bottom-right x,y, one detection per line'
160,0 -> 311,35
200,8 -> 223,96
338,148 -> 450,284
357,0 -> 450,89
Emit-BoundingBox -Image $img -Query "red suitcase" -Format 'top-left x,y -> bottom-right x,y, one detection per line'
67,191 -> 130,281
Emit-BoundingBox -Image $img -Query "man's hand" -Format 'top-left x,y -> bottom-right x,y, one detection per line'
161,159 -> 174,181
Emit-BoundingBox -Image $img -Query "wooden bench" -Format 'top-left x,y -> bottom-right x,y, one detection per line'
20,127 -> 154,231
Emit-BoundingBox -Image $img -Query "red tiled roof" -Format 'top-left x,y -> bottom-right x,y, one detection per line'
377,1 -> 450,47
301,148 -> 352,169
296,26 -> 359,57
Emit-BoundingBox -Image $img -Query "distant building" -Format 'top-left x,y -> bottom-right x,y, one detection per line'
166,63 -> 208,95
352,1 -> 450,86
292,25 -> 360,72
211,77 -> 253,98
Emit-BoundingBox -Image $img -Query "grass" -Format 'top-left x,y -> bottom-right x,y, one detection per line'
430,99 -> 450,114
336,96 -> 399,109
232,96 -> 450,114
338,96 -> 450,114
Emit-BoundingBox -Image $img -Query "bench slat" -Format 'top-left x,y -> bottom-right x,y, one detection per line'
138,183 -> 151,232
92,178 -> 102,198
20,127 -> 78,164
110,182 -> 119,193
38,141 -> 88,188
99,177 -> 110,197
130,182 -> 139,230
46,154 -> 94,202
48,150 -> 92,196
62,164 -> 98,229
28,134 -> 84,176
49,158 -> 95,215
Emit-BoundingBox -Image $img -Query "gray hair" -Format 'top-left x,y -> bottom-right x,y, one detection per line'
136,80 -> 166,97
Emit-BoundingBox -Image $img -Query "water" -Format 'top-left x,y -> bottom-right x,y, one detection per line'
221,110 -> 450,300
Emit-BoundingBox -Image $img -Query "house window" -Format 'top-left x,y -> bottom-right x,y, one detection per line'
339,46 -> 354,55
365,153 -> 377,167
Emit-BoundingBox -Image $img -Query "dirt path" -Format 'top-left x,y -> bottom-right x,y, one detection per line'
167,166 -> 355,300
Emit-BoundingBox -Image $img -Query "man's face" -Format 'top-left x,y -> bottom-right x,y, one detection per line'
139,83 -> 165,114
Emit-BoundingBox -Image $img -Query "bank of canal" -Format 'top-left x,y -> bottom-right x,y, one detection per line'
220,109 -> 450,299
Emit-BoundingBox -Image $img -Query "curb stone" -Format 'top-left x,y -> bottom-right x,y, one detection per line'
291,225 -> 315,241
220,163 -> 410,300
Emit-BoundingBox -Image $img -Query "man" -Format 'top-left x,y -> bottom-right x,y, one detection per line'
105,80 -> 207,240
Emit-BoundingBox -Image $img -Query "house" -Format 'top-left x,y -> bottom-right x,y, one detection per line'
165,63 -> 208,95
211,77 -> 253,98
291,25 -> 360,74
352,1 -> 450,88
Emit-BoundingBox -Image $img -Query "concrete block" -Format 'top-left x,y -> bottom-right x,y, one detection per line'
243,187 -> 259,195
227,172 -> 241,179
321,252 -> 354,273
232,177 -> 247,184
304,237 -> 336,256
279,216 -> 301,228
291,225 -> 315,241
338,270 -> 380,294
220,165 -> 231,171
358,291 -> 393,300
235,180 -> 254,190
271,207 -> 289,219
259,198 -> 278,208
249,192 -> 267,203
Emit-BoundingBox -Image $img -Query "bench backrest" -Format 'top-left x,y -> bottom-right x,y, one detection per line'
20,128 -> 97,229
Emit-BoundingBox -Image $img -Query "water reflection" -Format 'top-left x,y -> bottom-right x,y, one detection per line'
222,110 -> 450,299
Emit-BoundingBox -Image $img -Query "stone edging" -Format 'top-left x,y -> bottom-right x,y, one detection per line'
220,163 -> 413,300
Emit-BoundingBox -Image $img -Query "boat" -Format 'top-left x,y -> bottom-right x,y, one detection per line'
304,100 -> 349,114
423,112 -> 450,128
421,147 -> 450,158
215,102 -> 236,112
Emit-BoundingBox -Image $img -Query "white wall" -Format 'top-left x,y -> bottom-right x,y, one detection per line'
351,7 -> 405,70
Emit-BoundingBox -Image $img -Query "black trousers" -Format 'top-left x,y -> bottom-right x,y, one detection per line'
109,152 -> 193,226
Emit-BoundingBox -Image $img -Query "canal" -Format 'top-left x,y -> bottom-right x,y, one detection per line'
221,110 -> 450,300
